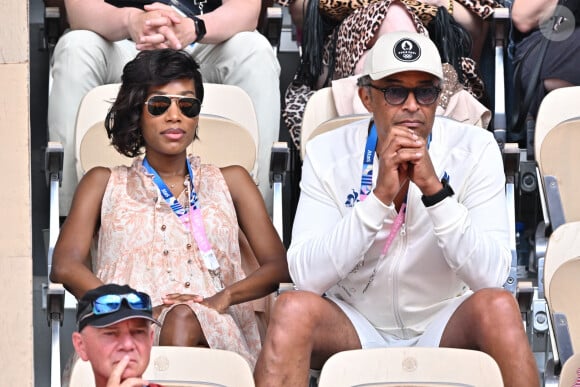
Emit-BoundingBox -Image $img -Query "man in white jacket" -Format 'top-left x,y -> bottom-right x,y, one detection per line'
254,31 -> 538,387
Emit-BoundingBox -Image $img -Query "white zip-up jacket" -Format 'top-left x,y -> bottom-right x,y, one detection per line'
288,116 -> 511,340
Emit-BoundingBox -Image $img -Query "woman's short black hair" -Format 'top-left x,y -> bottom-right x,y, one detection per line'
105,49 -> 204,157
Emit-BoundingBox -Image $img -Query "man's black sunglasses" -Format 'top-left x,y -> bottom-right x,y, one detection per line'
366,84 -> 441,106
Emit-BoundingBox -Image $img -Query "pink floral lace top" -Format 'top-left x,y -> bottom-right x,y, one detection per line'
94,156 -> 261,368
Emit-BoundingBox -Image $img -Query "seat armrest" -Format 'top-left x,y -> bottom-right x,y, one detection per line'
269,141 -> 290,187
552,312 -> 574,370
270,142 -> 290,241
492,8 -> 510,143
259,4 -> 283,49
277,282 -> 296,295
45,142 -> 64,187
543,175 -> 566,232
46,283 -> 66,327
503,143 -> 519,294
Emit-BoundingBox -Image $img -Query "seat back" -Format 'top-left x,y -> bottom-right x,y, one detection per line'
537,118 -> 580,224
535,86 -> 580,168
69,346 -> 255,387
75,83 -> 258,178
300,86 -> 370,160
317,347 -> 504,387
559,352 -> 580,387
543,221 -> 580,353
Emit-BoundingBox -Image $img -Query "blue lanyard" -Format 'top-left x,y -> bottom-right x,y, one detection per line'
142,158 -> 199,217
142,157 -> 223,290
359,123 -> 378,201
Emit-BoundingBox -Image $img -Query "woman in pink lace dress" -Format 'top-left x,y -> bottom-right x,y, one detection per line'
51,49 -> 290,368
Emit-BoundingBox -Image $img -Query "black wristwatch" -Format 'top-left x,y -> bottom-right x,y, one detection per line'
190,16 -> 206,43
421,177 -> 454,207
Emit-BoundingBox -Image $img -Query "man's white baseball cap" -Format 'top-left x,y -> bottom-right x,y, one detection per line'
363,31 -> 443,81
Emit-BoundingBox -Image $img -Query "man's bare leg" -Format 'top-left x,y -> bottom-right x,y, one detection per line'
440,288 -> 539,387
254,291 -> 362,387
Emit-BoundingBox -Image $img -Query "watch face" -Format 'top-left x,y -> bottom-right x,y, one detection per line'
193,16 -> 206,42
197,18 -> 206,35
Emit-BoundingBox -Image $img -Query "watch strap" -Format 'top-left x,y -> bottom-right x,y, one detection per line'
421,177 -> 454,207
190,16 -> 206,43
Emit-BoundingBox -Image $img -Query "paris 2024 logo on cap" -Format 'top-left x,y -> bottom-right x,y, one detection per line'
393,38 -> 421,62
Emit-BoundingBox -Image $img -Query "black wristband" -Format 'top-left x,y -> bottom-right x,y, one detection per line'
421,177 -> 454,207
190,16 -> 206,43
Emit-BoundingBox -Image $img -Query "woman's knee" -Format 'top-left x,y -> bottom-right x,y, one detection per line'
160,304 -> 205,346
162,304 -> 199,331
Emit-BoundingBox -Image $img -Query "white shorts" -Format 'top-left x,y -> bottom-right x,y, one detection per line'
328,292 -> 472,348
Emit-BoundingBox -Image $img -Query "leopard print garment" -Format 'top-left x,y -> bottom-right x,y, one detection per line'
283,0 -> 498,149
333,1 -> 431,80
277,0 -> 497,20
323,0 -> 496,22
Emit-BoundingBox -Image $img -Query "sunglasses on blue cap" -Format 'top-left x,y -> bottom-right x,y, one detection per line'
79,292 -> 152,322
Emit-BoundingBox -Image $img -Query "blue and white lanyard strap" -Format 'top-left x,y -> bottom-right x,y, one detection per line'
358,123 -> 378,202
143,158 -> 224,290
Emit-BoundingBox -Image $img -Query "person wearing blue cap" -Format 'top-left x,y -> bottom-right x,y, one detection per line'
72,284 -> 163,387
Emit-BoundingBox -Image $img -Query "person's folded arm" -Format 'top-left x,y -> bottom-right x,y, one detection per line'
65,0 -> 147,41
426,139 -> 511,290
288,153 -> 392,295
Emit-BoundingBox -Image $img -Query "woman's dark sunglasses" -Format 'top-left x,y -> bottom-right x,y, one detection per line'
144,94 -> 201,118
367,84 -> 441,106
80,292 -> 152,321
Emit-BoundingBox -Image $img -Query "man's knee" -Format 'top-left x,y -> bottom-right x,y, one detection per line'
271,291 -> 322,328
51,30 -> 113,85
53,30 -> 109,57
469,288 -> 520,325
224,31 -> 280,74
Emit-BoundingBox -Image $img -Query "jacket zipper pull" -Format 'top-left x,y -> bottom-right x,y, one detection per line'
400,223 -> 406,237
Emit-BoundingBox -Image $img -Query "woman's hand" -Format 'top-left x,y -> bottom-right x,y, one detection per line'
161,290 -> 232,314
198,290 -> 232,314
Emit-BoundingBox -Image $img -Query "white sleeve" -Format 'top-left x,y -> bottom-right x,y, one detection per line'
288,153 -> 393,295
426,139 -> 511,290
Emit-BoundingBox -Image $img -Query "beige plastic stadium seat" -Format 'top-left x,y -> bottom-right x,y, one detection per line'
543,222 -> 580,353
559,352 -> 580,387
537,118 -> 580,225
69,346 -> 255,387
300,86 -> 370,160
534,86 -> 580,168
317,347 -> 504,387
74,83 -> 258,179
534,87 -> 580,232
